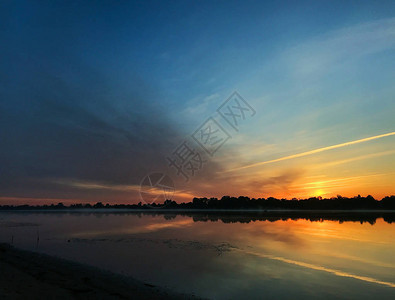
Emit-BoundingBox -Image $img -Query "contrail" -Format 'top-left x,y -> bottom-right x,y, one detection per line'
225,131 -> 395,172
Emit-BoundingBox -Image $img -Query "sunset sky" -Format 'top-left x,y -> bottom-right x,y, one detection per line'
1,1 -> 394,204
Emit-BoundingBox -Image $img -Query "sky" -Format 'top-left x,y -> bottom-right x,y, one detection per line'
1,0 -> 394,205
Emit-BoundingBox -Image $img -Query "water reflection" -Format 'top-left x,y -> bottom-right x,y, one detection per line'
0,211 -> 394,299
1,210 -> 394,224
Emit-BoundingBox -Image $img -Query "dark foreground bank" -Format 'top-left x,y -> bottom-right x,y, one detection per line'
0,244 -> 198,299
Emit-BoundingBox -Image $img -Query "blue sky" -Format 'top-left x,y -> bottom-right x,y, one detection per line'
1,1 -> 394,204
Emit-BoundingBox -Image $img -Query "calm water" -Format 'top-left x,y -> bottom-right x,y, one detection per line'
0,211 -> 394,299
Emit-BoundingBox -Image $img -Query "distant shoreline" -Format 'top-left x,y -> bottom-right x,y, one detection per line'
1,195 -> 394,211
0,243 -> 197,299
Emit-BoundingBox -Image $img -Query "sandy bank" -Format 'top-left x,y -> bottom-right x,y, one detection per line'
0,243 -> 198,299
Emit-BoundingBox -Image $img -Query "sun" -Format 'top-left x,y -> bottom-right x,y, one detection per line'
313,189 -> 325,198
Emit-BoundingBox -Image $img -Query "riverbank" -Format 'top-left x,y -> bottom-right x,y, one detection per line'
0,243 -> 197,299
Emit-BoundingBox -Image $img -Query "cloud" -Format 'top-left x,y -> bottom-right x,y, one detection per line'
182,93 -> 221,116
312,150 -> 395,169
284,17 -> 395,77
291,173 -> 392,190
0,45 -> 188,202
246,169 -> 304,195
225,132 -> 395,172
0,51 -> 228,203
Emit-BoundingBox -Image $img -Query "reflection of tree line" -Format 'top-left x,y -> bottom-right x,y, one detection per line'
2,209 -> 392,224
140,211 -> 395,225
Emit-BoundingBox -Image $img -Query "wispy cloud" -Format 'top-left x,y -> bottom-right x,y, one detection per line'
183,93 -> 221,115
291,173 -> 392,190
225,132 -> 395,172
312,150 -> 395,169
285,17 -> 395,76
53,179 -> 141,192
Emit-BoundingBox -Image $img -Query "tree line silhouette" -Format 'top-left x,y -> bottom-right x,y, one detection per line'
0,195 -> 394,210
